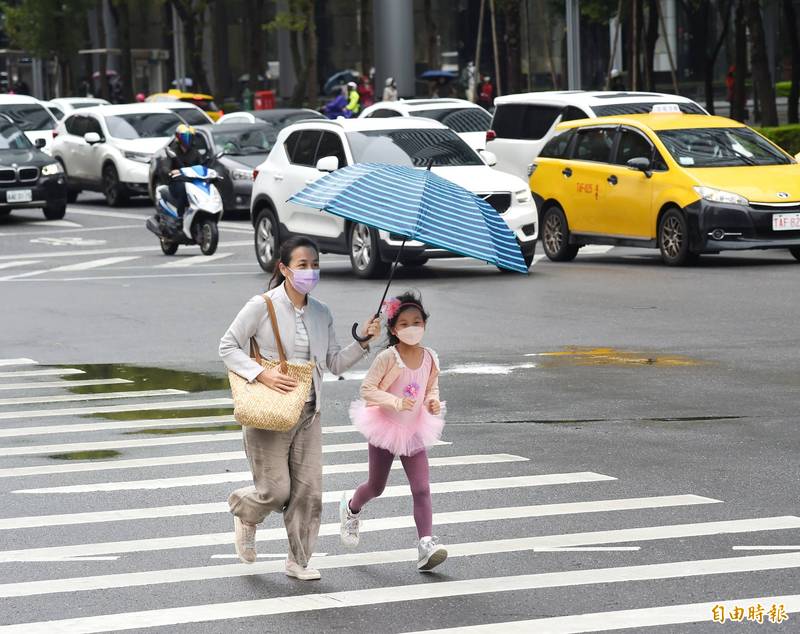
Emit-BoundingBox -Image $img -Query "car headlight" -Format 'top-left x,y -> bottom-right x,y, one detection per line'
41,162 -> 63,176
231,168 -> 254,181
693,186 -> 748,206
123,151 -> 151,163
514,189 -> 531,203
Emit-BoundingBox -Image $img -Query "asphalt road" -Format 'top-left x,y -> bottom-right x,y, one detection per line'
0,194 -> 797,633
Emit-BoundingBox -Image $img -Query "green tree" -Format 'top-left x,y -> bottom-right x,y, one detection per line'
170,0 -> 211,93
266,0 -> 318,107
1,0 -> 92,95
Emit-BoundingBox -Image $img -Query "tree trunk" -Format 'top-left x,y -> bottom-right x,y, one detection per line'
783,0 -> 800,123
115,0 -> 134,102
502,1 -> 522,95
359,0 -> 371,74
211,0 -> 231,103
423,0 -> 438,69
95,1 -> 110,100
247,0 -> 265,92
743,0 -> 777,125
172,1 -> 211,93
732,0 -> 747,121
643,0 -> 659,91
290,29 -> 306,107
704,0 -> 733,115
305,0 -> 318,104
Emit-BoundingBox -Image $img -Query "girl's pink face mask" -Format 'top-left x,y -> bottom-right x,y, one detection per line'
396,326 -> 425,346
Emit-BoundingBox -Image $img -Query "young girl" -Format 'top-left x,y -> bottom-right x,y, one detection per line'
339,291 -> 447,571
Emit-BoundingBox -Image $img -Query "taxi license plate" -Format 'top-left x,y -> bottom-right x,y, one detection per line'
6,189 -> 32,203
773,212 -> 800,231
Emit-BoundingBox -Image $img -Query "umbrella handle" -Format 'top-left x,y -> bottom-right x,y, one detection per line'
351,322 -> 371,343
351,240 -> 407,344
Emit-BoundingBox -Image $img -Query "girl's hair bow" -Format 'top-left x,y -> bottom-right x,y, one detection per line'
381,297 -> 402,320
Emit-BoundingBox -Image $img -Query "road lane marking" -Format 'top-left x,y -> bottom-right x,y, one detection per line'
0,240 -> 251,261
156,253 -> 233,268
0,358 -> 37,367
49,256 -> 141,272
3,452 -> 527,482
0,388 -> 186,407
0,368 -> 84,378
19,219 -> 82,228
0,397 -> 232,420
2,499 -> 761,564
0,476 -> 629,530
2,551 -> 799,630
0,270 -> 48,281
0,260 -> 40,270
732,545 -> 800,551
0,378 -> 132,392
403,593 -> 800,633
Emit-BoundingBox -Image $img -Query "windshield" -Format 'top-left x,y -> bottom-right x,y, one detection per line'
179,97 -> 219,112
0,120 -> 32,149
212,128 -> 273,155
0,104 -> 56,131
412,108 -> 492,133
657,127 -> 791,167
346,128 -> 483,167
105,113 -> 182,139
175,109 -> 210,125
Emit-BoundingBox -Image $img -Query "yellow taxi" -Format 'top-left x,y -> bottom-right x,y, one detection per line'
529,108 -> 800,265
147,89 -> 223,121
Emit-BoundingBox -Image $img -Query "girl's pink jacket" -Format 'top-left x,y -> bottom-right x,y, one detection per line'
360,347 -> 441,412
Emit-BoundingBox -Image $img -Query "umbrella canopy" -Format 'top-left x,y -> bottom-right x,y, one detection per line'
323,70 -> 359,95
420,70 -> 458,80
289,162 -> 528,273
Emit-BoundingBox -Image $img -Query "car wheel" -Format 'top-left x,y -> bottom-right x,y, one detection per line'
102,164 -> 129,207
160,238 -> 179,255
349,223 -> 390,278
658,208 -> 698,266
198,220 -> 219,255
43,202 -> 67,220
254,208 -> 279,272
790,248 -> 800,262
542,206 -> 578,262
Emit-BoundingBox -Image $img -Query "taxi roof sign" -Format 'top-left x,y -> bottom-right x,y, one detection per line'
651,104 -> 682,113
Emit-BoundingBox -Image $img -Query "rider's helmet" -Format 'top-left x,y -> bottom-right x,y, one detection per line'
175,124 -> 196,151
347,81 -> 357,90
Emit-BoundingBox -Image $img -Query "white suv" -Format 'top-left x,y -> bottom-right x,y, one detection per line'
0,95 -> 59,154
360,98 -> 491,151
487,90 -> 707,180
250,118 -> 538,277
51,104 -> 183,205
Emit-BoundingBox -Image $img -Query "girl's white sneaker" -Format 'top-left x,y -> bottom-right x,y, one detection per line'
417,535 -> 447,571
339,492 -> 361,547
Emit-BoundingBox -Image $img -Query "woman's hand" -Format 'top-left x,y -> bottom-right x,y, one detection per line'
359,316 -> 381,348
256,366 -> 298,394
426,399 -> 441,415
399,397 -> 415,411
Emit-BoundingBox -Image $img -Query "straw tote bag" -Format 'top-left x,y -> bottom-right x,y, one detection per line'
228,295 -> 315,431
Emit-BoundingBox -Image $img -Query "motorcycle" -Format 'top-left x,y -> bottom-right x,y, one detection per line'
146,164 -> 223,256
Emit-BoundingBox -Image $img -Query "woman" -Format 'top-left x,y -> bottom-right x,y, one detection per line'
219,236 -> 379,580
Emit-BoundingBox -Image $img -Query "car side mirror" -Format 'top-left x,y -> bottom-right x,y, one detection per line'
214,149 -> 225,160
479,150 -> 498,167
84,132 -> 102,145
626,156 -> 652,177
316,155 -> 339,172
34,138 -> 46,149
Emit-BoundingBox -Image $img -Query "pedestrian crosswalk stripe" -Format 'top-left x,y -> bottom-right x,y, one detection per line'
0,473 -> 620,530
4,452 -> 527,484
0,368 -> 84,379
48,256 -> 141,272
0,260 -> 41,270
0,397 -> 232,420
3,505 -> 784,564
0,387 -> 186,407
0,378 -> 132,392
401,593 -> 800,633
3,554 -> 799,632
156,253 -> 233,267
0,358 -> 37,367
0,416 -> 355,439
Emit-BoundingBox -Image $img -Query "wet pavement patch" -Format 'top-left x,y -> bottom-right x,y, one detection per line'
528,347 -> 707,367
48,450 -> 121,460
124,424 -> 241,435
58,364 -> 230,394
94,406 -> 233,421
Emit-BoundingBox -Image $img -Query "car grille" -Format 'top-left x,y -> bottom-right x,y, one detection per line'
0,168 -> 15,183
18,167 -> 39,182
478,192 -> 511,214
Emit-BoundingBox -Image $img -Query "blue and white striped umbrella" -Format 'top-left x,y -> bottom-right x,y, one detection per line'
288,162 -> 529,274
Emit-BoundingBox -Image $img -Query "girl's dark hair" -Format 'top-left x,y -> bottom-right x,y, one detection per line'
386,290 -> 429,347
268,236 -> 320,289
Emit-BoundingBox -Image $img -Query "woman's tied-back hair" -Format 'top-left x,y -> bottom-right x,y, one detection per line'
268,235 -> 320,290
383,290 -> 429,347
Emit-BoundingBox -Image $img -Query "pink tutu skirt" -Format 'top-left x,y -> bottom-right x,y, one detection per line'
349,400 -> 445,456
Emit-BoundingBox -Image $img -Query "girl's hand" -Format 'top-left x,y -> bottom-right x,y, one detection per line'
256,366 -> 298,394
399,397 -> 415,411
359,317 -> 381,348
426,399 -> 441,415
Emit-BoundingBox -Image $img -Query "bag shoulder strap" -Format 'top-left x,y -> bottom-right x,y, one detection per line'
262,294 -> 288,373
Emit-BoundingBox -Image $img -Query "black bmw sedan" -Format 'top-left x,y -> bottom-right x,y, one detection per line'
0,115 -> 68,220
149,123 -> 272,215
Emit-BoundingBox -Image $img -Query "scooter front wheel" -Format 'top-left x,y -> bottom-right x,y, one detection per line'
160,238 -> 178,255
199,220 -> 219,255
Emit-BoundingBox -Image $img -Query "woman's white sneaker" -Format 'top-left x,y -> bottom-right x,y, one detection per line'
339,492 -> 361,547
285,560 -> 321,580
417,535 -> 447,571
233,516 -> 257,564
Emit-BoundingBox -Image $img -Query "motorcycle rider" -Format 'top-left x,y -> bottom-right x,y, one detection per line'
345,81 -> 361,116
156,124 -> 207,217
